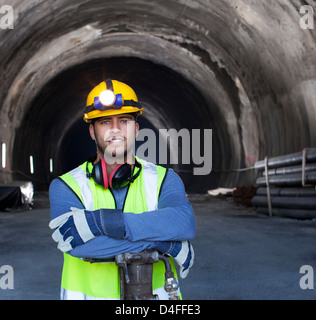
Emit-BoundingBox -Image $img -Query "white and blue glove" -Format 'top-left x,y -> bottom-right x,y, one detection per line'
154,240 -> 194,279
49,207 -> 125,252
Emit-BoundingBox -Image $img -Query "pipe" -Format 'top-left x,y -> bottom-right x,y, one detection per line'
158,255 -> 180,301
251,195 -> 316,210
256,171 -> 316,187
256,187 -> 316,197
256,207 -> 316,220
255,149 -> 316,171
262,163 -> 316,176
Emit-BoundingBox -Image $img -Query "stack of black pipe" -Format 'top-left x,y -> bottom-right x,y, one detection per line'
251,149 -> 316,219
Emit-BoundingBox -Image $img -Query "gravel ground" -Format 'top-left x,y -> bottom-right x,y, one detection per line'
1,194 -> 316,300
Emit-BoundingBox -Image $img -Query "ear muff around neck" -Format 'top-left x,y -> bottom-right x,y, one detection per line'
110,163 -> 132,189
87,158 -> 108,189
86,157 -> 142,189
100,158 -> 109,189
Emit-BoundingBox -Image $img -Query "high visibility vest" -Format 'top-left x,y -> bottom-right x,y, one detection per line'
58,158 -> 180,300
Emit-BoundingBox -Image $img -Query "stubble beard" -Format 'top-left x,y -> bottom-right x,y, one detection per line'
95,135 -> 127,165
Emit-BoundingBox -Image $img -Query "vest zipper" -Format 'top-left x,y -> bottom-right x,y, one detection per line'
108,187 -> 118,209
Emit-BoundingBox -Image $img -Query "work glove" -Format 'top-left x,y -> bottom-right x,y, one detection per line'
49,207 -> 125,252
154,240 -> 194,279
169,241 -> 194,279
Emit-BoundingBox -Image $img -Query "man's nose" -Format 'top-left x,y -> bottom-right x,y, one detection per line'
110,119 -> 121,132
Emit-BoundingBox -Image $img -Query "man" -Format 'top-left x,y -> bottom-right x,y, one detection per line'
49,79 -> 196,300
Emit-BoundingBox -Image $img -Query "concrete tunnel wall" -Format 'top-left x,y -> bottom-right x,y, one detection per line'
0,0 -> 315,193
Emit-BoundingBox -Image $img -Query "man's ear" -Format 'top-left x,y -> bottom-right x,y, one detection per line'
89,124 -> 95,141
135,122 -> 139,138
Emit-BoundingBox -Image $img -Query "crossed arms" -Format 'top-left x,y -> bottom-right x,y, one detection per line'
49,169 -> 196,259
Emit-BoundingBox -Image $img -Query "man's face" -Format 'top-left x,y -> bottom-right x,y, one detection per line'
89,113 -> 139,164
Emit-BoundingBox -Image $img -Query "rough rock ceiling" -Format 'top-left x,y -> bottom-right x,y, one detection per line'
0,0 -> 315,191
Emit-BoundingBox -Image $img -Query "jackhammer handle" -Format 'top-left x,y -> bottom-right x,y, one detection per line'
123,262 -> 130,283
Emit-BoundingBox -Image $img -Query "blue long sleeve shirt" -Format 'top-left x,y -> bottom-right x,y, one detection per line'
49,168 -> 196,258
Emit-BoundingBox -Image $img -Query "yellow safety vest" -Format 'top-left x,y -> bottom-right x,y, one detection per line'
58,158 -> 180,300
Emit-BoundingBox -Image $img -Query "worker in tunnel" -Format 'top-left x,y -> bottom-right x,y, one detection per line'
48,78 -> 196,300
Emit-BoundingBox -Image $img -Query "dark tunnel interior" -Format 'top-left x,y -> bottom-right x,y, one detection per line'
1,1 -> 316,302
13,57 -> 223,192
1,0 -> 315,196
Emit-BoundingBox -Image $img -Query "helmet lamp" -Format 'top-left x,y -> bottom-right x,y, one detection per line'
99,90 -> 116,106
94,90 -> 124,110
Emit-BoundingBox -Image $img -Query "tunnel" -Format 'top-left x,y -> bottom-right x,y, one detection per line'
1,0 -> 316,193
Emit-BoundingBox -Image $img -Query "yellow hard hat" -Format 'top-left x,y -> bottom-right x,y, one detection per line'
83,79 -> 143,122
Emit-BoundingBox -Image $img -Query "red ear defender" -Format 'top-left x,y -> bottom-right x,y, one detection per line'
87,158 -> 109,189
87,157 -> 142,189
100,158 -> 109,189
109,163 -> 124,188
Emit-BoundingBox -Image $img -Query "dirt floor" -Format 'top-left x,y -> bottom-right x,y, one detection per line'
1,194 -> 316,300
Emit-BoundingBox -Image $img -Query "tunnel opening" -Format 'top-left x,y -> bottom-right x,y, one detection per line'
13,56 -> 227,193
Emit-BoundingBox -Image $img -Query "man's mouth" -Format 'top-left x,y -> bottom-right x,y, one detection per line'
106,136 -> 125,144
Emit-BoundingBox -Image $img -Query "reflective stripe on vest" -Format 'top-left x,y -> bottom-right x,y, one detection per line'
59,158 -> 181,300
60,285 -> 177,300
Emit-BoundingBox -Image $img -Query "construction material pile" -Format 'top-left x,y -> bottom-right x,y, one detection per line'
251,149 -> 316,219
233,186 -> 258,207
